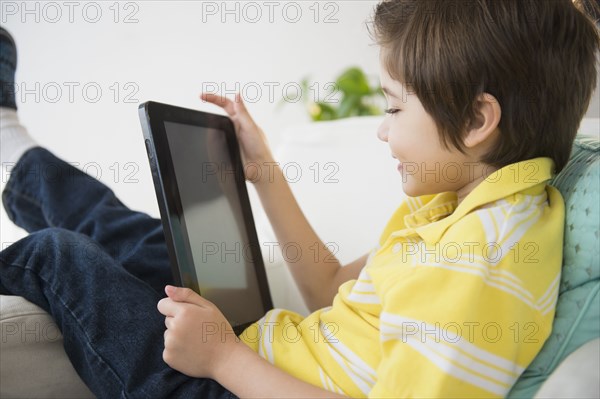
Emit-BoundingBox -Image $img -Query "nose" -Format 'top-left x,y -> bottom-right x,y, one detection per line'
377,120 -> 388,142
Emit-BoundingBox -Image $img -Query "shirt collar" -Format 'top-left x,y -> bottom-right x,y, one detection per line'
399,157 -> 555,244
402,194 -> 457,229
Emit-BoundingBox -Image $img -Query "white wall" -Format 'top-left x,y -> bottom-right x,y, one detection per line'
1,0 -> 598,246
1,0 -> 382,244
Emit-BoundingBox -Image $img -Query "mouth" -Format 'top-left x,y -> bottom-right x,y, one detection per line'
392,155 -> 403,172
391,154 -> 402,172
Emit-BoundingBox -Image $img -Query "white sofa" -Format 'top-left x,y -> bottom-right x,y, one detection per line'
1,116 -> 599,398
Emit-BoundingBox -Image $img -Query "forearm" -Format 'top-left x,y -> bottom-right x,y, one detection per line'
252,159 -> 341,311
216,342 -> 347,398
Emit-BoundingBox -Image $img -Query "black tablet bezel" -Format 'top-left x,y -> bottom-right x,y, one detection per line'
138,101 -> 273,327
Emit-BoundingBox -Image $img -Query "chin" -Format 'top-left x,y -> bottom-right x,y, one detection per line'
401,182 -> 441,198
402,185 -> 427,198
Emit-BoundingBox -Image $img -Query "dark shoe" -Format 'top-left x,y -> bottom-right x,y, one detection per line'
0,26 -> 17,110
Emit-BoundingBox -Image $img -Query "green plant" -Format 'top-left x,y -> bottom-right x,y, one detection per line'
278,66 -> 386,121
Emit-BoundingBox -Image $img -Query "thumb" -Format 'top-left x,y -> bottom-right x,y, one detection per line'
165,285 -> 207,307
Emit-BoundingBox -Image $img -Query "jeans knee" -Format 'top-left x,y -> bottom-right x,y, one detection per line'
32,227 -> 83,243
29,228 -> 104,261
0,228 -> 71,258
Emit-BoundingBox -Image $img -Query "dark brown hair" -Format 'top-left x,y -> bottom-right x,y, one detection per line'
367,0 -> 599,172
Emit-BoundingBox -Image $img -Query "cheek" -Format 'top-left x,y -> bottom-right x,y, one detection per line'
386,122 -> 412,151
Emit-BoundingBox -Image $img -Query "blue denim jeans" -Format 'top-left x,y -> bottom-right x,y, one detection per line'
0,147 -> 238,399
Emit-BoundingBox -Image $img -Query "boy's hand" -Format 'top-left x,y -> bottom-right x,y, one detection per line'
200,92 -> 274,183
157,285 -> 241,379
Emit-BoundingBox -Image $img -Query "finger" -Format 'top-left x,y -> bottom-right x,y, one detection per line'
201,92 -> 254,127
235,93 -> 261,130
200,92 -> 255,141
163,329 -> 170,347
200,93 -> 236,115
234,93 -> 248,113
157,297 -> 182,316
164,316 -> 174,330
165,285 -> 211,307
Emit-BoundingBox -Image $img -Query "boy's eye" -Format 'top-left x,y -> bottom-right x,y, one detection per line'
384,108 -> 401,115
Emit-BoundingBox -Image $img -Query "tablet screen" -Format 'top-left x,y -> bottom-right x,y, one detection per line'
163,121 -> 266,326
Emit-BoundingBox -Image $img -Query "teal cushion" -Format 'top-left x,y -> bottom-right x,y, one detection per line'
508,136 -> 600,398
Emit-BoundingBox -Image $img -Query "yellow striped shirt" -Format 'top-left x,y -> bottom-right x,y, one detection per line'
239,157 -> 564,398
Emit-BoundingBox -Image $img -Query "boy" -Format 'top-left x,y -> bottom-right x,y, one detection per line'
0,1 -> 598,398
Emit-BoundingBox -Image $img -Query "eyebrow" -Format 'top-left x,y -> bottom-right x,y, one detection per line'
382,87 -> 400,98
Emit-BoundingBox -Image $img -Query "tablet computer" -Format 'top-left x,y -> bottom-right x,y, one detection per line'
138,101 -> 273,335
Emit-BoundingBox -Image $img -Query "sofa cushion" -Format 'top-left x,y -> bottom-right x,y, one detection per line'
509,136 -> 600,397
0,295 -> 95,398
534,338 -> 600,398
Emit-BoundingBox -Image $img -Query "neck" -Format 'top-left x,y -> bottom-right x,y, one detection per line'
456,164 -> 497,205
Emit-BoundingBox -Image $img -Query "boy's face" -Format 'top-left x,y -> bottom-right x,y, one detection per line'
377,58 -> 481,198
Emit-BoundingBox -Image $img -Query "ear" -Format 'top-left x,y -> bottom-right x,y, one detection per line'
463,93 -> 501,148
